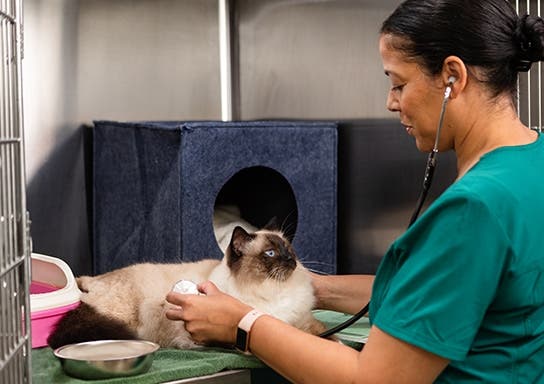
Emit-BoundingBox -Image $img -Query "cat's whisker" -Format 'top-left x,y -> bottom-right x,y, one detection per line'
280,211 -> 293,231
297,256 -> 332,265
267,266 -> 290,282
283,223 -> 297,241
306,268 -> 332,275
298,260 -> 335,274
279,210 -> 297,241
297,257 -> 334,266
300,260 -> 334,266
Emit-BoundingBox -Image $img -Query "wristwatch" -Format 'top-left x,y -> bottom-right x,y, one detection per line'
235,309 -> 264,353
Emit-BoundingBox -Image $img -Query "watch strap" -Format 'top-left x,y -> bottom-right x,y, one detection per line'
235,309 -> 265,353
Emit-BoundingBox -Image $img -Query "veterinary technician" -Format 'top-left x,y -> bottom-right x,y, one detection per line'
166,1 -> 544,382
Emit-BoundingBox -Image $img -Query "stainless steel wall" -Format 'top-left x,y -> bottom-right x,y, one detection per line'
76,0 -> 222,122
236,0 -> 394,119
23,0 -> 404,275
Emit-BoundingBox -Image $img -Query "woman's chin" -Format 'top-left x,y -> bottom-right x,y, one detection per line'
414,139 -> 434,153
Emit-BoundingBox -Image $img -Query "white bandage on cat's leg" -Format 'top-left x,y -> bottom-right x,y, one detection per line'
172,280 -> 202,295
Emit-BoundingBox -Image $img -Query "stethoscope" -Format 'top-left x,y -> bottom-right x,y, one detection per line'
319,76 -> 456,338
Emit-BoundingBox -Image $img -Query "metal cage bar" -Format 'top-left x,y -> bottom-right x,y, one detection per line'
219,0 -> 233,121
514,0 -> 544,132
0,0 -> 31,383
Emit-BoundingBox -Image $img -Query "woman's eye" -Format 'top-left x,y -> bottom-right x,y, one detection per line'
391,84 -> 404,92
264,250 -> 275,257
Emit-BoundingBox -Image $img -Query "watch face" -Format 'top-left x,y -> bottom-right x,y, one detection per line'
235,328 -> 249,352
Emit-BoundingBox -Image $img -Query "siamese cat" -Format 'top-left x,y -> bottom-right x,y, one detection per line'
47,225 -> 326,349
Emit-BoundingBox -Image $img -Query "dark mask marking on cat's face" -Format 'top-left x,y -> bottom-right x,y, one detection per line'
260,233 -> 297,281
226,226 -> 298,282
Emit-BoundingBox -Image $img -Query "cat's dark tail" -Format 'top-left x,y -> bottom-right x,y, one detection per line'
47,302 -> 137,350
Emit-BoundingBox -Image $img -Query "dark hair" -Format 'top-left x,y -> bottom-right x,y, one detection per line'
381,0 -> 544,100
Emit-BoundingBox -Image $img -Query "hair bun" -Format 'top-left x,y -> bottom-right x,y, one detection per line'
514,14 -> 544,72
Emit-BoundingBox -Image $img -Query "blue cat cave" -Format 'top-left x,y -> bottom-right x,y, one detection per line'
93,120 -> 337,274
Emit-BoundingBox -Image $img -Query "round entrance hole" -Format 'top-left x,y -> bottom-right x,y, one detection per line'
213,166 -> 298,252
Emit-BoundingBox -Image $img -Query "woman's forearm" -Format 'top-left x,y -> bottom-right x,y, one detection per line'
250,315 -> 361,384
249,315 -> 448,384
312,273 -> 374,314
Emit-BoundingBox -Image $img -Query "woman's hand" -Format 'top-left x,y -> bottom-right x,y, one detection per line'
165,281 -> 252,346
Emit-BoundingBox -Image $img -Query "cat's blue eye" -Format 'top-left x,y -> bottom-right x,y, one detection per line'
264,250 -> 275,257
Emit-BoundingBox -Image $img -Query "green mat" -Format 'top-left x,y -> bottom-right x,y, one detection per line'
32,347 -> 263,384
32,311 -> 370,383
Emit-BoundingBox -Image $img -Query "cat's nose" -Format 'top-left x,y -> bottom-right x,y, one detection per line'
281,250 -> 293,260
281,252 -> 296,268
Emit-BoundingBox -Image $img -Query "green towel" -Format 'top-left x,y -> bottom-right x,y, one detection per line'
32,347 -> 264,384
32,310 -> 370,383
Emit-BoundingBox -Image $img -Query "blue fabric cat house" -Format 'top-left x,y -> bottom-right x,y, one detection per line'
93,120 -> 337,274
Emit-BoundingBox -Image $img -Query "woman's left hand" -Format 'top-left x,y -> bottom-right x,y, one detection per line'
165,281 -> 252,345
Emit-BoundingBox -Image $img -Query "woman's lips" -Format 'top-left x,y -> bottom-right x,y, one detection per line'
403,124 -> 413,135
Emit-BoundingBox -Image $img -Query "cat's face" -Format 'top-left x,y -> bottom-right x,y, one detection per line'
227,226 -> 298,282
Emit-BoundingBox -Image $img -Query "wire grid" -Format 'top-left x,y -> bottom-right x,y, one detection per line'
0,0 -> 32,383
514,0 -> 544,132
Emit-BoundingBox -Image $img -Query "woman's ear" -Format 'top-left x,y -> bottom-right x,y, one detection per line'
442,56 -> 467,99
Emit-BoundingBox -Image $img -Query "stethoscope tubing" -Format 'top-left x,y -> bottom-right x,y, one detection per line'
319,82 -> 453,339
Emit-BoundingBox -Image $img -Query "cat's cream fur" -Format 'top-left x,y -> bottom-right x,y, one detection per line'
51,227 -> 325,349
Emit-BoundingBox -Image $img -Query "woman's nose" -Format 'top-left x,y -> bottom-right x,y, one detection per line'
386,91 -> 400,112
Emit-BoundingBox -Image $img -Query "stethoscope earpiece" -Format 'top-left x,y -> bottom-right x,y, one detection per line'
444,76 -> 456,100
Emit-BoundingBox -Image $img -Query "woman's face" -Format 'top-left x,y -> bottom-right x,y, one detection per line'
379,34 -> 447,152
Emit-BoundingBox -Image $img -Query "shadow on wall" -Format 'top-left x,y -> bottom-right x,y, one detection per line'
336,120 -> 457,274
26,125 -> 93,276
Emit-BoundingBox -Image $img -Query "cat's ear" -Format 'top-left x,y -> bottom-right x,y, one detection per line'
262,216 -> 280,231
229,226 -> 253,258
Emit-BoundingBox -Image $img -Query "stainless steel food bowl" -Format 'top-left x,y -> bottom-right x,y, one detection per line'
53,340 -> 160,380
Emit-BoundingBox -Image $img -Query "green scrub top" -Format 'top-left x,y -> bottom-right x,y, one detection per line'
370,133 -> 544,383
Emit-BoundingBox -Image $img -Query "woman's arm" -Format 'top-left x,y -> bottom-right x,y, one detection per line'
165,282 -> 449,384
250,313 -> 449,384
311,273 -> 374,314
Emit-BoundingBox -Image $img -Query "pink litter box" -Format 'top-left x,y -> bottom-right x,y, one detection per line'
30,253 -> 81,348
